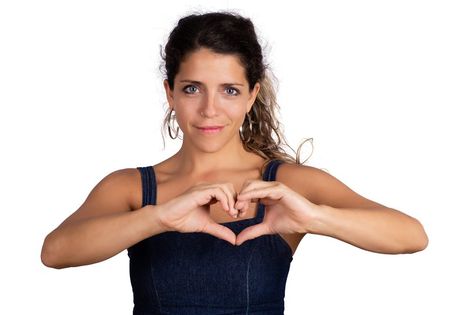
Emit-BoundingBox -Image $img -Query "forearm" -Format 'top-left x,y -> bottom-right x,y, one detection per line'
307,204 -> 428,254
41,205 -> 166,269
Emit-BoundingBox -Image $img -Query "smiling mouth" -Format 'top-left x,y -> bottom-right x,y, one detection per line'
196,126 -> 225,134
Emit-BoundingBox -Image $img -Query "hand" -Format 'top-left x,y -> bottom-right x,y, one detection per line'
157,182 -> 248,245
234,180 -> 317,246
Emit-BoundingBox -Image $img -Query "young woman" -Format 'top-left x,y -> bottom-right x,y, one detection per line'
41,11 -> 428,314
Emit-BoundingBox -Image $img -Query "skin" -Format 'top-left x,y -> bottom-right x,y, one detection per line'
41,47 -> 428,269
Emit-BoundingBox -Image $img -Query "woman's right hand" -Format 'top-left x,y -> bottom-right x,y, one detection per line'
156,183 -> 243,245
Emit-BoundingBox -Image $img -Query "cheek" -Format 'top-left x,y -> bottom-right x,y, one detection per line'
224,102 -> 247,119
173,97 -> 197,122
218,108 -> 245,127
174,109 -> 193,127
226,107 -> 244,118
173,106 -> 193,126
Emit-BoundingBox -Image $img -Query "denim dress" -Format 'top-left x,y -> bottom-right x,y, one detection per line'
128,160 -> 293,314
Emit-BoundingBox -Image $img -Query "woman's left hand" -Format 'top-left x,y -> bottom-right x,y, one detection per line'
234,180 -> 319,246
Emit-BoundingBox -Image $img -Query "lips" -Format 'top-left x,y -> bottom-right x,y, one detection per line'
197,125 -> 224,129
196,125 -> 224,134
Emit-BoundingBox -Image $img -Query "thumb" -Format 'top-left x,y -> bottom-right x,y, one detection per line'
202,222 -> 237,245
235,223 -> 270,246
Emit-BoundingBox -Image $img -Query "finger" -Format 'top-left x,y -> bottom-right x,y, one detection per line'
238,201 -> 250,217
217,183 -> 238,218
237,180 -> 271,215
203,222 -> 237,245
235,223 -> 271,246
237,186 -> 283,202
234,196 -> 251,215
239,179 -> 268,195
205,187 -> 230,211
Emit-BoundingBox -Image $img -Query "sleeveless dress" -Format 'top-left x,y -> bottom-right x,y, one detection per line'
128,160 -> 293,314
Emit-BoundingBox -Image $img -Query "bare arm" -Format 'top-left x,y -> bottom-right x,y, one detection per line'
307,204 -> 427,254
41,168 -> 167,269
280,164 -> 429,254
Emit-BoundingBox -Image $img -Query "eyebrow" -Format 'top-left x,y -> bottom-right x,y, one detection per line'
179,80 -> 244,86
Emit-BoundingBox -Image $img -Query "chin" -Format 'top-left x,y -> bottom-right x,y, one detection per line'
183,131 -> 240,153
195,143 -> 225,153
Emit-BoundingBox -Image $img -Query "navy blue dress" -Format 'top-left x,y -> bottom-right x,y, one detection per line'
128,160 -> 293,314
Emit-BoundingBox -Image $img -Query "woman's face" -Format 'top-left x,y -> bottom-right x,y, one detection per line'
164,48 -> 260,153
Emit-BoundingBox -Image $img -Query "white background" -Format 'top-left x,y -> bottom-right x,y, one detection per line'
1,0 -> 472,314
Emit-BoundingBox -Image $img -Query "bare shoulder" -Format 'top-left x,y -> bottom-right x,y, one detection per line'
91,168 -> 141,207
275,163 -> 330,198
60,167 -> 142,226
277,162 -> 387,210
96,167 -> 141,193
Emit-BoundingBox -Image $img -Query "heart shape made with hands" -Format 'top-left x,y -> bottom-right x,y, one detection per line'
205,189 -> 287,246
202,180 -> 314,247
204,195 -> 262,246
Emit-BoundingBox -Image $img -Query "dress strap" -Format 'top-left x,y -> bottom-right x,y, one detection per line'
137,166 -> 157,207
262,159 -> 284,181
256,159 -> 284,218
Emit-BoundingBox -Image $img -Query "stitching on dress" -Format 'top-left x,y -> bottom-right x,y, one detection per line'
245,244 -> 257,315
148,243 -> 163,313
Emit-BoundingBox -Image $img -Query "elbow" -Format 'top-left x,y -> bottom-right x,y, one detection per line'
402,236 -> 428,254
401,218 -> 429,254
41,234 -> 68,269
376,217 -> 429,254
409,231 -> 429,253
415,227 -> 429,252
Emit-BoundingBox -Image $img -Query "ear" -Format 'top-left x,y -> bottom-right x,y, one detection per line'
163,79 -> 174,109
246,82 -> 261,113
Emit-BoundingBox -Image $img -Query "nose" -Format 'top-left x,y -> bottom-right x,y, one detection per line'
200,92 -> 218,118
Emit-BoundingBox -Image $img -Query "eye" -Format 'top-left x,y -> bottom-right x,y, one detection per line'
224,87 -> 240,96
183,85 -> 199,94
